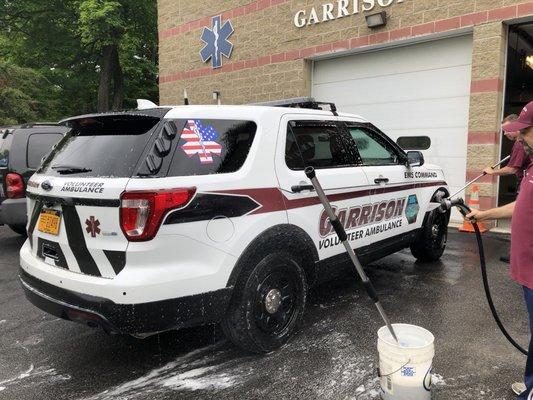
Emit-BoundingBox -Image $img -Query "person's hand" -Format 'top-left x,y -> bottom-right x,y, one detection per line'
483,167 -> 494,175
465,209 -> 486,222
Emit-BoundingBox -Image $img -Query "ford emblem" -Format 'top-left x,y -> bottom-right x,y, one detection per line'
41,181 -> 53,191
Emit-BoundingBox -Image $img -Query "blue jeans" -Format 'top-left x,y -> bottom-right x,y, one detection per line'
519,286 -> 533,399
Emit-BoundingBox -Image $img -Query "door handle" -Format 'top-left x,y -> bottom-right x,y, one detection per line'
291,184 -> 315,193
374,177 -> 389,185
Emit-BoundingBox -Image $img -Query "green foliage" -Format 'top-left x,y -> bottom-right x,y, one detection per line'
0,0 -> 158,124
0,60 -> 61,125
79,0 -> 125,47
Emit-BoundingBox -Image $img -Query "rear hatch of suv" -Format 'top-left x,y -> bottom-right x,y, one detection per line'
0,130 -> 14,212
26,110 -> 168,278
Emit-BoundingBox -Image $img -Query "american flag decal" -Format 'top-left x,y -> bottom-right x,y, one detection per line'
180,120 -> 223,164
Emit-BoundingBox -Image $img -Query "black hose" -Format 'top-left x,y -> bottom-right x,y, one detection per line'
456,203 -> 528,356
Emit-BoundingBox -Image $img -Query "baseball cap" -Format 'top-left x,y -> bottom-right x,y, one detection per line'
503,101 -> 533,132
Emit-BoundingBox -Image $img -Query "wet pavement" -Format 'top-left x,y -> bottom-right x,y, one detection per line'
0,225 -> 527,399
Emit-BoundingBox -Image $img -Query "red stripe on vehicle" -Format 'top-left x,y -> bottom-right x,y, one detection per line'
215,181 -> 447,215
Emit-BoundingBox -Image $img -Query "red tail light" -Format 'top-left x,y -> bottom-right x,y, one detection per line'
6,173 -> 25,199
120,188 -> 196,241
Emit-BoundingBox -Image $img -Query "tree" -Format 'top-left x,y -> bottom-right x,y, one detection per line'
0,60 -> 61,125
0,0 -> 158,121
78,0 -> 158,112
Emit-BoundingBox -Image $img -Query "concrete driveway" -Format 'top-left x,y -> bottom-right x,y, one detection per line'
0,226 -> 527,399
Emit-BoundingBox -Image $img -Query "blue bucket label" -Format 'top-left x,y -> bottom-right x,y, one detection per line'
401,366 -> 416,377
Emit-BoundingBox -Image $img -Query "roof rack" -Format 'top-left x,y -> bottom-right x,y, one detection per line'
19,122 -> 60,128
254,97 -> 338,116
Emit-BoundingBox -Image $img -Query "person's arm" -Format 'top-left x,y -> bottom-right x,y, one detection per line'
465,201 -> 515,221
486,142 -> 529,176
483,166 -> 518,176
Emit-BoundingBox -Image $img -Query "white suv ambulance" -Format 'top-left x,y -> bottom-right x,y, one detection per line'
19,99 -> 449,353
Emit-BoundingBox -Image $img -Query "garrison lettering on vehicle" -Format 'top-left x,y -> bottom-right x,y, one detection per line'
318,195 -> 420,250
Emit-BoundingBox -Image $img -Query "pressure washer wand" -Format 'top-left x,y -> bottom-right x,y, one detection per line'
448,155 -> 511,199
305,166 -> 399,344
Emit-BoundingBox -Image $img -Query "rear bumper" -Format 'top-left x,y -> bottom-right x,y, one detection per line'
19,269 -> 232,334
0,197 -> 27,226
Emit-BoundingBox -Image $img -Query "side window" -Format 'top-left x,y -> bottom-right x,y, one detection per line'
285,120 -> 358,170
347,127 -> 399,166
27,133 -> 64,169
167,120 -> 256,177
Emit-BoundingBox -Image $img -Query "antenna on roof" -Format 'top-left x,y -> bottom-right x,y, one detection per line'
137,99 -> 158,110
183,89 -> 189,105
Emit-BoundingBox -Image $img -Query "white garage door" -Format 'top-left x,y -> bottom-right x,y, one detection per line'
313,35 -> 473,219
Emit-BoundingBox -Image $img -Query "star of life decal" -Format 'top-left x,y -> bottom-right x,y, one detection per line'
180,120 -> 223,164
200,15 -> 234,69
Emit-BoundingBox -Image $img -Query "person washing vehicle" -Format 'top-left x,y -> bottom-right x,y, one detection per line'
483,114 -> 531,262
466,101 -> 533,399
483,114 -> 530,191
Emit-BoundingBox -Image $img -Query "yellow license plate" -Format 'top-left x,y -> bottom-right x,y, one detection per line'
38,210 -> 61,236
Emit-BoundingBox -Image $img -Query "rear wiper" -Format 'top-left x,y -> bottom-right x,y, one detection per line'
51,165 -> 92,174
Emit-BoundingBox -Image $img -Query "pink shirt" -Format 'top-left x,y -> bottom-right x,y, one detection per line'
510,163 -> 533,289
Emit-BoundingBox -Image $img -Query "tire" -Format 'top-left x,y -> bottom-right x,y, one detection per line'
222,252 -> 307,353
410,209 -> 449,262
9,224 -> 27,236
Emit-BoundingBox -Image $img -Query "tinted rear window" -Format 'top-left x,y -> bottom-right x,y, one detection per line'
27,133 -> 64,169
167,119 -> 256,176
39,116 -> 159,178
0,134 -> 13,168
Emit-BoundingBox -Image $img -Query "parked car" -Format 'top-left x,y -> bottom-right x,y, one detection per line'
0,123 -> 68,235
19,100 -> 449,353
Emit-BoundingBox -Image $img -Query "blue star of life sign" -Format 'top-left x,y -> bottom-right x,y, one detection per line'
200,15 -> 234,69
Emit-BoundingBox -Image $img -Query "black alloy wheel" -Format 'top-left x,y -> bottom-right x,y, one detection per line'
410,208 -> 449,262
254,269 -> 298,337
222,252 -> 307,353
429,211 -> 447,251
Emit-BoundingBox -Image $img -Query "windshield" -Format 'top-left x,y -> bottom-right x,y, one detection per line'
39,115 -> 160,178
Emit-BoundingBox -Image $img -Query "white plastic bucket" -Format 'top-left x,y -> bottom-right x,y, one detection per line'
377,324 -> 435,400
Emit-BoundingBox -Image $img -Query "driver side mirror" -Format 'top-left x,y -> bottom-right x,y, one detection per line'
407,151 -> 424,167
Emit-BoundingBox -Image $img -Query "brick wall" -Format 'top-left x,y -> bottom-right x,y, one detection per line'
468,21 -> 508,208
158,0 -> 533,210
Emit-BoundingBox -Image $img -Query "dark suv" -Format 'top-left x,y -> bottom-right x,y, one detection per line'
0,124 -> 68,235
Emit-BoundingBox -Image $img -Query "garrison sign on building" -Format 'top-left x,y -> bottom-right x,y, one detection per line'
158,0 -> 533,226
